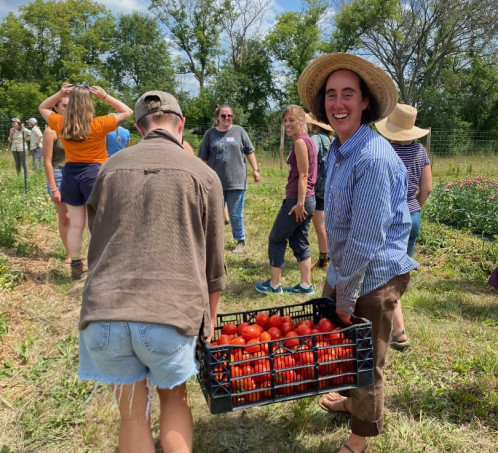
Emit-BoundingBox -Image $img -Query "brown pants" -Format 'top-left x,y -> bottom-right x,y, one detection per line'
322,272 -> 411,437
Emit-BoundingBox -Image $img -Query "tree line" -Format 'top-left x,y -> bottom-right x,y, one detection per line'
1,0 -> 496,133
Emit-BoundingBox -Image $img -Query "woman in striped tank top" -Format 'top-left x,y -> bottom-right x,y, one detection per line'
376,103 -> 432,351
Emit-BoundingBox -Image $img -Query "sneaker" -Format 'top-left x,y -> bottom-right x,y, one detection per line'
283,283 -> 314,295
232,240 -> 245,253
255,279 -> 283,295
71,260 -> 87,281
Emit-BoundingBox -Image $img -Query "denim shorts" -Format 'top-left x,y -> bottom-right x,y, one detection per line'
61,162 -> 101,206
78,322 -> 199,389
46,167 -> 63,195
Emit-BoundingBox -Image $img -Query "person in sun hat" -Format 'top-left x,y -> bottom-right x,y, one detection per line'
305,112 -> 334,270
26,117 -> 43,171
297,53 -> 418,453
8,117 -> 29,176
376,103 -> 433,352
78,90 -> 226,453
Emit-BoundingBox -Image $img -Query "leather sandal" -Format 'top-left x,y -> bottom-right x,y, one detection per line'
341,443 -> 369,453
318,393 -> 350,414
390,329 -> 410,351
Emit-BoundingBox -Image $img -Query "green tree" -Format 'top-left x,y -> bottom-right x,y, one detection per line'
104,12 -> 177,105
265,0 -> 331,104
149,0 -> 223,89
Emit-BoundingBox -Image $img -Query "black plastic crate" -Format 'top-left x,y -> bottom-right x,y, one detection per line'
196,297 -> 373,414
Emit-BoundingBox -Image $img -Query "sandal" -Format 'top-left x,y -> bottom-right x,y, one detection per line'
319,393 -> 350,414
390,329 -> 410,351
341,443 -> 369,453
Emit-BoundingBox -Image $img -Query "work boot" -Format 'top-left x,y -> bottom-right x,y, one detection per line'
71,260 -> 87,280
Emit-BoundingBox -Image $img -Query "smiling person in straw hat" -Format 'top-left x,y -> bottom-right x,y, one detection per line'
305,113 -> 333,270
376,103 -> 432,351
298,53 -> 418,453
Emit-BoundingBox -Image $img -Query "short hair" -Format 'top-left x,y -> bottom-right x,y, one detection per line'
311,70 -> 381,125
136,96 -> 182,130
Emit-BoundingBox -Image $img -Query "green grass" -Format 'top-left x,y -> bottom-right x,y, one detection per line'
0,151 -> 497,452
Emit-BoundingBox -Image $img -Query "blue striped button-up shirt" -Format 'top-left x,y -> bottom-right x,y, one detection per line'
324,124 -> 418,316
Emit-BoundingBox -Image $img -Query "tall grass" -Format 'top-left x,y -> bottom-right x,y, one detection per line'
0,152 -> 497,453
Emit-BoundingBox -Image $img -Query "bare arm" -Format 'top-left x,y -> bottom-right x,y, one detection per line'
288,138 -> 309,222
207,290 -> 221,342
39,83 -> 73,121
246,152 -> 261,182
417,165 -> 432,207
42,128 -> 61,203
89,86 -> 132,124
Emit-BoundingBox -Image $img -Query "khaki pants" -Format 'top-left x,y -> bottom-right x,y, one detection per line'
323,272 -> 411,437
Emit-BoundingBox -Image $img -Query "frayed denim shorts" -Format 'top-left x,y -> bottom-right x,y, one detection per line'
78,321 -> 198,390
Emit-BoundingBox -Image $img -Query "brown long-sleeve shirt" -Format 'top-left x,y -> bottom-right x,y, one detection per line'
80,128 -> 226,338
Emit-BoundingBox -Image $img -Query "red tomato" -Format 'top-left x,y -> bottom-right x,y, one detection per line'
267,327 -> 282,340
275,369 -> 297,385
255,312 -> 270,328
252,324 -> 264,335
284,331 -> 300,347
221,322 -> 238,336
274,355 -> 296,369
317,318 -> 334,333
281,315 -> 294,326
297,319 -> 315,329
210,341 -> 218,347
281,322 -> 294,335
259,331 -> 272,342
231,336 -> 246,346
296,324 -> 312,336
237,322 -> 250,337
268,314 -> 283,329
217,334 -> 231,345
245,339 -> 262,353
242,325 -> 261,341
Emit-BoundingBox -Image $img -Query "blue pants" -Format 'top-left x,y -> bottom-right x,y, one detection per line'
407,210 -> 421,257
268,196 -> 315,267
225,189 -> 246,241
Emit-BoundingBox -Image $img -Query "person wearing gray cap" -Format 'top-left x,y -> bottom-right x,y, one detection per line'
77,91 -> 226,453
26,118 -> 43,171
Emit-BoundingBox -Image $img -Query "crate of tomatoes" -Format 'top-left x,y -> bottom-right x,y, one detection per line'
196,297 -> 373,414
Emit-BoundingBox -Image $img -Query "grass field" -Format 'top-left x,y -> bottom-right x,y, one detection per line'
0,151 -> 497,453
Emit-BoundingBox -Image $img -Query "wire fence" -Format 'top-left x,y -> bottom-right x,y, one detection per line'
1,120 -> 497,160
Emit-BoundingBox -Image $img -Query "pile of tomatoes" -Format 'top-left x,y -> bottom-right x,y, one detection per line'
207,313 -> 355,406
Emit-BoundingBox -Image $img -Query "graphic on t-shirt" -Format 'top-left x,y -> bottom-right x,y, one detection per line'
212,137 -> 230,160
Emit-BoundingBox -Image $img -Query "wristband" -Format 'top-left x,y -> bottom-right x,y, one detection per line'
102,93 -> 108,100
50,188 -> 58,192
254,168 -> 260,172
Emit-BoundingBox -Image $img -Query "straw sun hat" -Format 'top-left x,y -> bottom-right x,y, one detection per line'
305,113 -> 333,132
297,52 -> 398,123
375,103 -> 430,141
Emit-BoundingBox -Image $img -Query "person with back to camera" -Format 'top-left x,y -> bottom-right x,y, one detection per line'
198,104 -> 261,253
38,82 -> 133,280
297,53 -> 418,453
105,113 -> 131,157
375,103 -> 432,351
42,96 -> 71,266
77,90 -> 226,453
305,112 -> 334,270
254,105 -> 317,295
8,118 -> 29,176
26,117 -> 43,171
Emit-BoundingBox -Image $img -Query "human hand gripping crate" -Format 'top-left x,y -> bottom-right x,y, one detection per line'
196,297 -> 374,414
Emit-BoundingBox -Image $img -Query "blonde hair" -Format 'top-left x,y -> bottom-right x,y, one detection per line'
61,86 -> 94,141
281,104 -> 308,133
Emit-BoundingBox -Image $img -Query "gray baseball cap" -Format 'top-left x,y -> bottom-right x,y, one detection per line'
135,91 -> 182,123
27,118 -> 38,125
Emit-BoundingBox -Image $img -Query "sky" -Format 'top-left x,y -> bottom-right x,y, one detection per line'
0,0 -> 304,19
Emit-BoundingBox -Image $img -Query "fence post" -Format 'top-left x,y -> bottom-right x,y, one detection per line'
279,124 -> 284,170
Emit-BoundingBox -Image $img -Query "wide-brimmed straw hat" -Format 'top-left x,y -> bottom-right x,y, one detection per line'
305,113 -> 333,132
375,103 -> 430,141
297,52 -> 398,123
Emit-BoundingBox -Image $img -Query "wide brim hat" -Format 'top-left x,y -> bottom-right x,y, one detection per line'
297,52 -> 398,123
305,113 -> 333,132
375,103 -> 430,141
